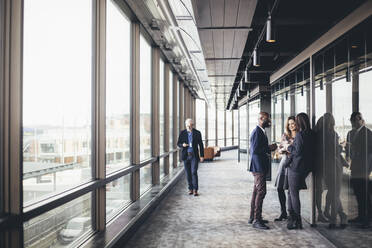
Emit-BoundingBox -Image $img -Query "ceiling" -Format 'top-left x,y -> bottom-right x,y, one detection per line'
226,0 -> 367,110
192,0 -> 258,110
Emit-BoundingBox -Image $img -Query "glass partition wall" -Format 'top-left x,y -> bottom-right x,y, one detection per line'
270,17 -> 372,247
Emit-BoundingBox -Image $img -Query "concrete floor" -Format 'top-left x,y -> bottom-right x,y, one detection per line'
124,150 -> 335,248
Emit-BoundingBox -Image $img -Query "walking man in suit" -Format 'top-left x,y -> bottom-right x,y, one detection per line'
249,112 -> 277,229
177,118 -> 204,196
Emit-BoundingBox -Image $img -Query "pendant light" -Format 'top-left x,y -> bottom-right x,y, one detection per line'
253,48 -> 260,67
266,13 -> 276,43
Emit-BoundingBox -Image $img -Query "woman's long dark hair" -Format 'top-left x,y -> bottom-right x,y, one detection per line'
296,113 -> 311,132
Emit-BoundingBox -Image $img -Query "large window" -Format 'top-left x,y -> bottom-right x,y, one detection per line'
24,193 -> 92,247
106,175 -> 131,222
195,99 -> 205,144
273,95 -> 282,142
239,105 -> 247,150
295,86 -> 308,114
169,70 -> 174,151
23,0 -> 92,206
226,111 -> 233,146
159,59 -> 165,153
248,100 -> 260,151
106,0 -> 131,174
139,34 -> 152,161
208,104 -> 216,146
140,164 -> 152,195
233,110 -> 238,145
217,110 -> 225,146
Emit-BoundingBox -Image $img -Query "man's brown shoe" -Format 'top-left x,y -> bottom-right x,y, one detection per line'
188,190 -> 193,195
193,190 -> 199,196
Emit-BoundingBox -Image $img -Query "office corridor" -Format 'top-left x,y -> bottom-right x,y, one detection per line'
124,150 -> 335,248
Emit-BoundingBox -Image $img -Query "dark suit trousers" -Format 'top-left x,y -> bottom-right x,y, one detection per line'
184,153 -> 199,190
287,171 -> 301,216
351,178 -> 371,220
250,172 -> 267,220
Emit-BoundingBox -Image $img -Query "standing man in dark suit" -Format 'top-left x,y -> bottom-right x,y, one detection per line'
249,112 -> 277,229
177,118 -> 204,196
347,112 -> 372,228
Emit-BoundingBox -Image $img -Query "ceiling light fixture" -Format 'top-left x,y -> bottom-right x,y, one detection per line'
253,48 -> 260,67
266,13 -> 276,43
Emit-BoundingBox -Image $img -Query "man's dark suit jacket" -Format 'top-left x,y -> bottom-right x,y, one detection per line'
177,129 -> 204,161
249,126 -> 270,174
349,126 -> 372,179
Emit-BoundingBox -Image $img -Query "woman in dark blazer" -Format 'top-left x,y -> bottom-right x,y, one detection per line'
274,116 -> 296,221
286,113 -> 314,229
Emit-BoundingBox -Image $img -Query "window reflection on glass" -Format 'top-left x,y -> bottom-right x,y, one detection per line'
169,154 -> 174,174
106,0 -> 131,174
23,0 -> 92,206
140,164 -> 152,195
24,193 -> 92,248
332,78 -> 352,143
139,34 -> 152,161
315,84 -> 326,121
106,175 -> 131,221
169,71 -> 174,150
159,59 -> 165,153
208,104 -> 216,146
160,158 -> 165,180
239,105 -> 247,150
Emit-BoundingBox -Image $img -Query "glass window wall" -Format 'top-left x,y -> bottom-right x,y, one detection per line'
106,0 -> 131,174
159,59 -> 165,153
217,110 -> 225,146
140,164 -> 152,195
169,70 -> 174,151
106,175 -> 131,222
139,34 -> 152,161
24,193 -> 92,248
23,0 -> 93,206
208,104 -> 216,146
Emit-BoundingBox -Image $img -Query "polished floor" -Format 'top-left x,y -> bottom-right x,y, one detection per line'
124,150 -> 335,248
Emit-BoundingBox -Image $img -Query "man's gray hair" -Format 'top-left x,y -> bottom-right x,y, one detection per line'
185,118 -> 194,127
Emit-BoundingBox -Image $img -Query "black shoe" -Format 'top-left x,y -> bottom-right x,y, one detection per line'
249,218 -> 268,224
252,220 -> 270,230
348,216 -> 363,223
288,213 -> 302,230
324,211 -> 331,220
317,212 -> 328,223
328,224 -> 336,229
275,213 -> 288,221
188,190 -> 193,195
340,212 -> 348,228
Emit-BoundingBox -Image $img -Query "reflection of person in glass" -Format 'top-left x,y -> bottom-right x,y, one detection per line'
347,112 -> 372,228
274,116 -> 297,222
177,119 -> 204,196
322,113 -> 348,228
314,115 -> 329,222
285,113 -> 313,230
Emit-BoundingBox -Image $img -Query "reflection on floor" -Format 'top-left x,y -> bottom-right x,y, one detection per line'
124,150 -> 335,248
